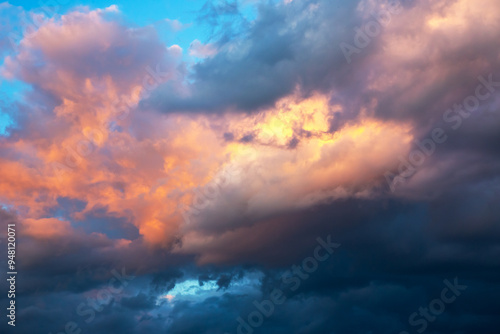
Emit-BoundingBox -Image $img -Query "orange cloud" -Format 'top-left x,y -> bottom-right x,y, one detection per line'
0,6 -> 416,251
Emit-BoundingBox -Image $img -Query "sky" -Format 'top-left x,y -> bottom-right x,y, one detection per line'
0,0 -> 500,333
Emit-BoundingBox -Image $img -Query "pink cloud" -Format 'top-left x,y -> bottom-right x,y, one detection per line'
189,39 -> 218,58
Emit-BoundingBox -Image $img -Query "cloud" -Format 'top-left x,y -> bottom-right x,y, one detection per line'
1,0 -> 499,255
189,39 -> 218,58
144,0 -> 360,113
1,1 -> 500,333
165,18 -> 189,31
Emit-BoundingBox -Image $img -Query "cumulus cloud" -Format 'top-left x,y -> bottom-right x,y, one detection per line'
1,0 -> 500,333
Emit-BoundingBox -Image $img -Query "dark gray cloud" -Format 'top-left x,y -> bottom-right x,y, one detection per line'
73,205 -> 140,240
144,0 -> 361,113
3,180 -> 500,333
